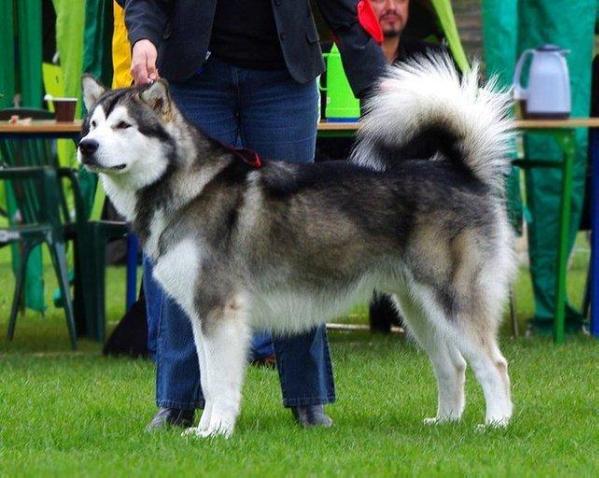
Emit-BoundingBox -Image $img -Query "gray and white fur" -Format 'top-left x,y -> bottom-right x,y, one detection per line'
79,53 -> 516,438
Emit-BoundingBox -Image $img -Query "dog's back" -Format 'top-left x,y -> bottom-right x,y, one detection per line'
245,56 -> 515,340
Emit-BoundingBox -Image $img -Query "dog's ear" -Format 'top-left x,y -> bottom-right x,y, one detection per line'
82,75 -> 106,111
139,79 -> 172,118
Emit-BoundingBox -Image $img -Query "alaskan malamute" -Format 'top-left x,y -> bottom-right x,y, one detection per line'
79,55 -> 516,438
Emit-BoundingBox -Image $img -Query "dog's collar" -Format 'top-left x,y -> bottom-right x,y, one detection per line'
212,137 -> 263,169
230,147 -> 262,169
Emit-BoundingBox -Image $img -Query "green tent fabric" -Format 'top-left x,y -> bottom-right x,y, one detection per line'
0,0 -> 45,313
482,0 -> 597,332
17,0 -> 43,109
481,0 -> 523,233
52,0 -> 85,118
0,0 -> 15,221
0,0 -> 16,110
81,0 -> 114,220
51,0 -> 95,218
51,0 -> 113,221
83,0 -> 113,88
0,0 -> 113,314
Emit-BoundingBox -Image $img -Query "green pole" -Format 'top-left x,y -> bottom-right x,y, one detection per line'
554,131 -> 576,344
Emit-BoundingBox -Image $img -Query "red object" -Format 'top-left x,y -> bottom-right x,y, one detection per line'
231,147 -> 262,169
357,0 -> 383,45
214,138 -> 263,169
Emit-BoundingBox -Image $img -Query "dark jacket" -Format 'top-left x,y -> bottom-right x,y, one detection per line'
395,37 -> 448,65
121,0 -> 386,97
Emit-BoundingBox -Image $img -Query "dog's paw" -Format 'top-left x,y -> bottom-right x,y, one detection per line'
182,426 -> 201,437
182,415 -> 235,439
423,415 -> 461,426
181,426 -> 231,439
203,414 -> 235,438
475,418 -> 510,432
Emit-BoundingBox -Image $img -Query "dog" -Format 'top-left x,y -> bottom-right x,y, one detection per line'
79,54 -> 516,438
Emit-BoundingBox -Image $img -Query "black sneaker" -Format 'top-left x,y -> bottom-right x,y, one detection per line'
291,405 -> 333,428
146,407 -> 195,431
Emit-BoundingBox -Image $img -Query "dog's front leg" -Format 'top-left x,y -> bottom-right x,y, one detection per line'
183,297 -> 250,439
187,318 -> 212,433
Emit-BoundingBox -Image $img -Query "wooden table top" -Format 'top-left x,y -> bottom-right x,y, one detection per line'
2,118 -> 599,135
318,118 -> 599,131
0,120 -> 82,134
513,118 -> 599,129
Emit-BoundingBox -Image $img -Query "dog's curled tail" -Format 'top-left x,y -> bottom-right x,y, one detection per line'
351,53 -> 514,190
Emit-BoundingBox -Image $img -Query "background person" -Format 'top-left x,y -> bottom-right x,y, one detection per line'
368,0 -> 446,65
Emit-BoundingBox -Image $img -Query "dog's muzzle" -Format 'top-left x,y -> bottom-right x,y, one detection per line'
78,138 -> 99,157
78,139 -> 126,170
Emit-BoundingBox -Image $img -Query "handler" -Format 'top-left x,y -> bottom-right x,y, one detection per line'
118,0 -> 386,431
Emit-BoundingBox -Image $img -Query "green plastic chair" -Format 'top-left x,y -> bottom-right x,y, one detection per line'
0,108 -> 129,345
0,166 -> 78,348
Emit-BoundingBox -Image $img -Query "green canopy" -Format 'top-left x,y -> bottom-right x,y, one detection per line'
0,0 -> 114,315
0,1 -> 15,110
0,0 -> 45,313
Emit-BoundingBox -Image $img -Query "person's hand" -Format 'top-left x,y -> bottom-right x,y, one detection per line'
131,39 -> 159,85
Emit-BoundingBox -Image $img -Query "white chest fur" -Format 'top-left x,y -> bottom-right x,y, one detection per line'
152,239 -> 200,319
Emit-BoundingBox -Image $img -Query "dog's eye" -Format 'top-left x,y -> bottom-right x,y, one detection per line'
116,121 -> 132,129
91,120 -> 97,128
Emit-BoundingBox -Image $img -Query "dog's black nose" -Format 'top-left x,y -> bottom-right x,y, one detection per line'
79,139 -> 99,156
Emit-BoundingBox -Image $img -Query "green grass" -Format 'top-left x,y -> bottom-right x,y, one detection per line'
0,241 -> 598,477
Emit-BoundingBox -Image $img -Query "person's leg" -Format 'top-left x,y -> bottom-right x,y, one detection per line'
146,58 -> 239,429
144,257 -> 202,430
173,60 -> 274,363
143,256 -> 160,361
238,68 -> 335,423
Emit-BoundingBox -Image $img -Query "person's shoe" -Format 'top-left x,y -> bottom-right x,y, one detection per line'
146,407 -> 195,431
291,405 -> 333,428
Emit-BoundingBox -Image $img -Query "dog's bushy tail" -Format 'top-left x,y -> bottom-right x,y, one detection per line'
351,54 -> 513,191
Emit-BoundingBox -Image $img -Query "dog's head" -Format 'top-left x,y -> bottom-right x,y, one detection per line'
79,75 -> 178,188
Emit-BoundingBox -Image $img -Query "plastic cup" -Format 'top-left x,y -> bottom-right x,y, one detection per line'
52,97 -> 77,122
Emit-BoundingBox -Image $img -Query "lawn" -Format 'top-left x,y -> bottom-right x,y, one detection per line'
0,240 -> 598,477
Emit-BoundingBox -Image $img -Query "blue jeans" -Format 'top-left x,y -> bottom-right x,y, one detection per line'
144,57 -> 335,410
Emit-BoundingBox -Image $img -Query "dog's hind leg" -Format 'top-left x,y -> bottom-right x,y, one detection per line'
454,323 -> 512,427
184,294 -> 251,438
394,289 -> 467,424
449,277 -> 512,427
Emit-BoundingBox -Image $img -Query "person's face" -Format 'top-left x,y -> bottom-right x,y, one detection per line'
369,0 -> 410,38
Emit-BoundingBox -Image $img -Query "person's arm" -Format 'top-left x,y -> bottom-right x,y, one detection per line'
122,0 -> 170,84
315,0 -> 387,98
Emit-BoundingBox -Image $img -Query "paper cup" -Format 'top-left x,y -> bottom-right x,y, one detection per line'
52,97 -> 77,122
